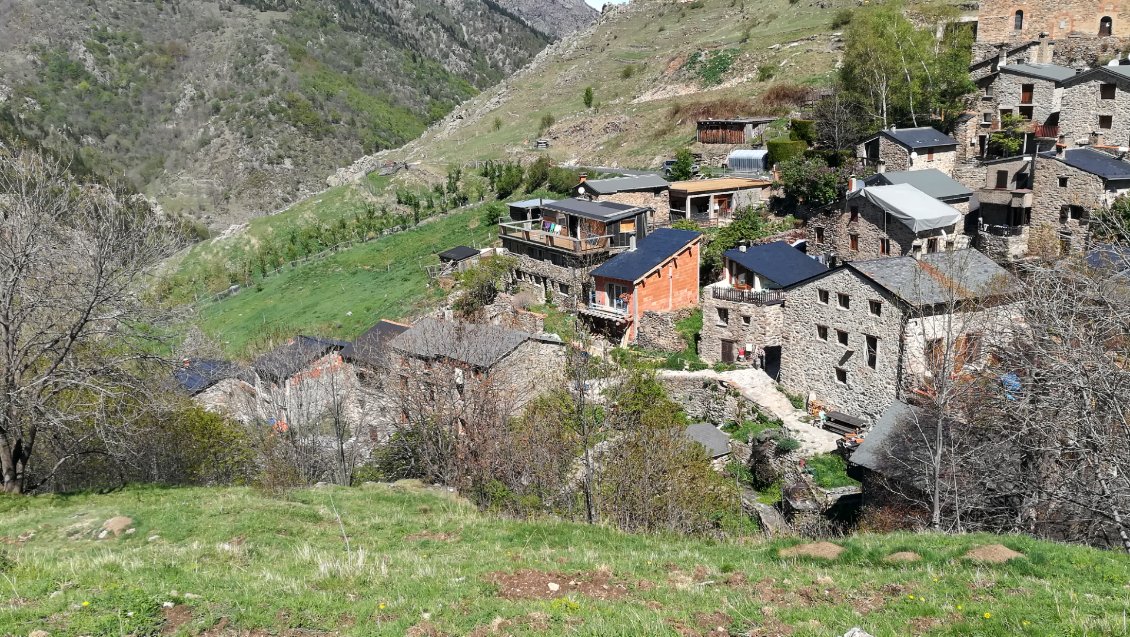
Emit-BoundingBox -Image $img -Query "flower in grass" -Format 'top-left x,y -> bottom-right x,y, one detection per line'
907,594 -> 915,600
81,601 -> 90,607
379,603 -> 387,610
956,604 -> 963,611
983,612 -> 992,619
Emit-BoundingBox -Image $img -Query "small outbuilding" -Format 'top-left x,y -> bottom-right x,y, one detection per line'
696,117 -> 777,144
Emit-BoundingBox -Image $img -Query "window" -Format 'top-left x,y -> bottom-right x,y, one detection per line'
1102,83 -> 1117,100
559,282 -> 570,295
866,335 -> 878,369
817,325 -> 829,341
835,367 -> 848,385
742,315 -> 751,326
1058,176 -> 1069,188
837,293 -> 850,309
717,307 -> 729,325
849,233 -> 859,251
982,111 -> 992,124
946,240 -> 955,251
995,170 -> 1009,189
815,227 -> 825,243
869,300 -> 882,316
1018,105 -> 1034,121
1061,205 -> 1086,222
818,289 -> 830,304
849,206 -> 859,222
1014,9 -> 1023,31
1100,16 -> 1113,36
1100,115 -> 1114,129
879,238 -> 890,255
1020,83 -> 1034,104
927,238 -> 939,253
836,329 -> 849,346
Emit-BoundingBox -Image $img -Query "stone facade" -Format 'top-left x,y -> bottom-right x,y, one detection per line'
509,250 -> 592,305
989,68 -> 1064,126
1030,153 -> 1120,253
699,289 -> 785,365
975,0 -> 1130,44
636,308 -> 695,353
593,191 -> 671,228
859,136 -> 958,175
806,196 -> 969,261
1060,69 -> 1130,146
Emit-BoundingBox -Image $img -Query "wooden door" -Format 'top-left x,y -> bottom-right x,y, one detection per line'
721,340 -> 736,364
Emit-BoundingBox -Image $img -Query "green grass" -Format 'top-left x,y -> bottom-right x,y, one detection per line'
197,207 -> 493,355
806,452 -> 861,489
721,411 -> 783,443
1,484 -> 1127,636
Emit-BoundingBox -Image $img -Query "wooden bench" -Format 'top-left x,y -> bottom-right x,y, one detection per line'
822,410 -> 866,435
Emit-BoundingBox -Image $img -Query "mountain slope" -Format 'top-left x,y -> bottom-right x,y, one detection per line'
0,0 -> 549,229
497,0 -> 600,39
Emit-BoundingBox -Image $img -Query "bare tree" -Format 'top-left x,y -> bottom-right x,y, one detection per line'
0,149 -> 179,493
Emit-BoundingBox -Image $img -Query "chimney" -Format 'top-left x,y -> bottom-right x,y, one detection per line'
876,159 -> 886,174
1056,142 -> 1066,158
847,175 -> 863,194
997,44 -> 1008,71
1037,32 -> 1050,64
739,242 -> 748,252
579,173 -> 588,184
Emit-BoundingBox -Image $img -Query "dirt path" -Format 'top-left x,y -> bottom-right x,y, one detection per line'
659,368 -> 840,455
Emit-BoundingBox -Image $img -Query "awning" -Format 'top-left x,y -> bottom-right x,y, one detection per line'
857,183 -> 962,233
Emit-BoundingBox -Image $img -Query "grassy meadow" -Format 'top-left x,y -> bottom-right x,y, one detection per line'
0,484 -> 1127,636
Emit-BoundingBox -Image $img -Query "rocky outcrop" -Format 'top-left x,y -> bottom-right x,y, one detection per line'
497,0 -> 599,39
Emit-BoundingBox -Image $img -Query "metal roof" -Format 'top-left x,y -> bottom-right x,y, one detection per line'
685,423 -> 732,458
590,228 -> 701,283
848,249 -> 1015,307
999,62 -> 1078,83
863,169 -> 973,202
580,174 -> 669,195
542,198 -> 646,222
723,241 -> 827,289
879,127 -> 958,149
509,198 -> 552,209
389,317 -> 560,370
340,320 -> 410,368
438,245 -> 479,262
669,178 -> 771,194
853,184 -> 963,233
1042,147 -> 1130,181
696,117 -> 777,125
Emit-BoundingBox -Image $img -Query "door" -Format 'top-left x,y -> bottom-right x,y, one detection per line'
721,340 -> 736,364
606,282 -> 629,312
763,346 -> 782,380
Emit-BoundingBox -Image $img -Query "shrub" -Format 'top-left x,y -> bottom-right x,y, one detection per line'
621,64 -> 636,79
757,83 -> 811,110
789,119 -> 816,144
538,113 -> 555,134
831,8 -> 853,28
583,86 -> 594,108
765,137 -> 807,167
757,65 -> 776,82
492,116 -> 503,131
775,437 -> 801,454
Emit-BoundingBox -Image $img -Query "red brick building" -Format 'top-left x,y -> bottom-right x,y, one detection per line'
583,228 -> 702,343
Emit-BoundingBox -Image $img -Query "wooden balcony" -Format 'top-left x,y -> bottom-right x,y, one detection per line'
499,220 -> 620,254
709,285 -> 784,305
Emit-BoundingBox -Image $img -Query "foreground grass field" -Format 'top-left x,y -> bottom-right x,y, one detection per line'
1,485 -> 1127,636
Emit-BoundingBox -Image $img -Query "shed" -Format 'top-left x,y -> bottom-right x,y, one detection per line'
684,423 -> 732,459
696,117 -> 776,144
727,149 -> 769,173
438,246 -> 480,264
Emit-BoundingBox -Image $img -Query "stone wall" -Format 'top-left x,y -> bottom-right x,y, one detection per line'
658,373 -> 754,425
700,288 -> 785,364
510,250 -> 591,305
807,196 -> 967,261
595,191 -> 671,227
636,307 -> 695,352
879,136 -> 957,175
1031,154 -> 1105,252
994,71 -> 1062,125
977,226 -> 1032,261
778,269 -> 905,421
1060,73 -> 1130,146
975,0 -> 1130,45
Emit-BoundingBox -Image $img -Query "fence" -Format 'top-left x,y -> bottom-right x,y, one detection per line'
710,287 -> 784,305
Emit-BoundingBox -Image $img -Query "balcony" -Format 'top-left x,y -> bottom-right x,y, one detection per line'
579,298 -> 630,321
982,224 -> 1026,237
709,284 -> 784,305
499,220 -> 621,254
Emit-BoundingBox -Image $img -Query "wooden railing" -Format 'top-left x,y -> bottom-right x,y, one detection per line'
499,220 -> 616,254
710,286 -> 784,305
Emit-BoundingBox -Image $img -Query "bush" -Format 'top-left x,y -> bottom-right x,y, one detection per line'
757,65 -> 776,82
757,83 -> 811,110
775,437 -> 801,454
621,64 -> 636,79
538,113 -> 555,134
831,8 -> 853,28
789,119 -> 816,144
583,86 -> 594,108
765,137 -> 807,168
547,166 -> 582,195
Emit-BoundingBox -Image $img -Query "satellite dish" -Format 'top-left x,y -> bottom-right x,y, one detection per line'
577,186 -> 584,195
910,151 -> 919,160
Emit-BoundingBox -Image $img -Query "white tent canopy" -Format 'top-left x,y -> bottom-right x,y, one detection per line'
856,183 -> 962,233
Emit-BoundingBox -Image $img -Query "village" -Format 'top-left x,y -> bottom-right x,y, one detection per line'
173,0 -> 1130,539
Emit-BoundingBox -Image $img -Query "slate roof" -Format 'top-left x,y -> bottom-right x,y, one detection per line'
340,320 -> 410,368
253,336 -> 350,383
509,198 -> 551,209
438,245 -> 479,262
389,317 -> 559,370
542,198 -> 645,222
173,359 -> 243,395
590,228 -> 701,283
1061,64 -> 1130,88
1042,147 -> 1130,181
850,401 -> 918,475
580,174 -> 669,195
723,241 -> 827,289
848,249 -> 1015,307
879,127 -> 958,149
863,169 -> 973,202
685,423 -> 732,458
1085,244 -> 1130,273
999,62 -> 1078,83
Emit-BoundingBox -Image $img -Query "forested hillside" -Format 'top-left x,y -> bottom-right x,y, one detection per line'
0,0 -> 551,229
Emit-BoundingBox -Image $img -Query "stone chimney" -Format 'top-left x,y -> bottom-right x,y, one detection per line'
997,44 -> 1008,71
579,173 -> 587,184
1056,142 -> 1066,158
1036,33 -> 1052,64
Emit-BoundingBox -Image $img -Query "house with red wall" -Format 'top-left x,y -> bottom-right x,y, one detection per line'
582,228 -> 702,344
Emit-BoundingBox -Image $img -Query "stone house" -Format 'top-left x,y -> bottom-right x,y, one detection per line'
577,174 -> 671,227
385,317 -> 567,428
340,319 -> 410,443
250,335 -> 356,431
863,169 -> 974,214
974,155 -> 1036,261
976,61 -> 1075,155
969,34 -> 1057,82
667,178 -> 772,226
584,228 -> 702,344
701,241 -> 827,370
778,249 -> 1017,420
174,359 -> 260,422
856,127 -> 959,175
807,183 -> 969,262
975,0 -> 1129,44
1032,146 -> 1130,253
1060,65 -> 1130,147
499,197 -> 652,304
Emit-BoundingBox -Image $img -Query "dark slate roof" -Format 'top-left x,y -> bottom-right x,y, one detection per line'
581,174 -> 669,195
685,423 -> 732,458
388,317 -> 560,369
590,228 -> 701,283
1042,147 -> 1130,181
850,401 -> 918,477
879,127 -> 958,149
340,320 -> 410,368
863,169 -> 973,202
999,62 -> 1077,83
542,198 -> 645,222
1062,64 -> 1130,88
438,245 -> 479,262
253,335 -> 349,383
173,359 -> 243,395
848,249 -> 1015,307
723,241 -> 828,288
1086,244 -> 1130,273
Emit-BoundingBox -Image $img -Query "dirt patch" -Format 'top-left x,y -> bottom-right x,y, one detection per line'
695,611 -> 731,632
724,571 -> 748,587
162,604 -> 193,635
405,622 -> 447,637
964,544 -> 1024,563
778,542 -> 844,560
201,617 -> 336,636
884,551 -> 922,563
405,530 -> 459,543
486,569 -> 628,601
101,516 -> 134,538
466,617 -> 510,637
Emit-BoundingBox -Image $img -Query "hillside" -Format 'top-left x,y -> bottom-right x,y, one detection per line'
498,0 -> 600,39
1,484 -> 1126,636
0,0 -> 549,229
